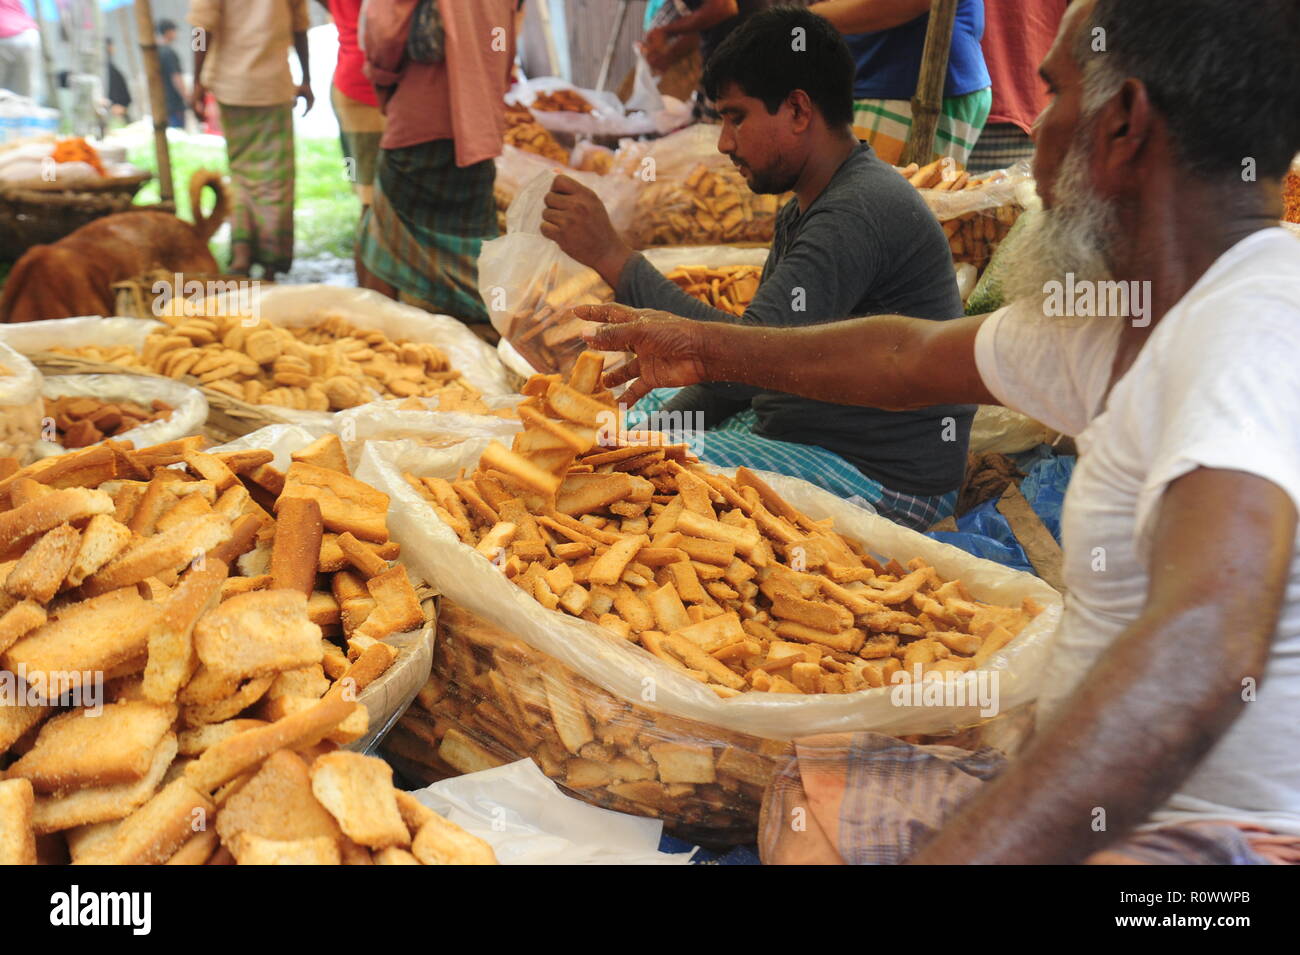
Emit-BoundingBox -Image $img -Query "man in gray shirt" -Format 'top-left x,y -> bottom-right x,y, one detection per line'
542,7 -> 972,528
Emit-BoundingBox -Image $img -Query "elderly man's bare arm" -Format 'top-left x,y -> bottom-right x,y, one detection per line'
911,467 -> 1295,864
579,303 -> 997,408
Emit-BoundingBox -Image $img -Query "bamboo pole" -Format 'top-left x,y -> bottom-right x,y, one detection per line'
114,7 -> 144,122
899,0 -> 958,168
132,0 -> 174,203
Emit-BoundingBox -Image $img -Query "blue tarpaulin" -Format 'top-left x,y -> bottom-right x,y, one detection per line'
928,447 -> 1075,573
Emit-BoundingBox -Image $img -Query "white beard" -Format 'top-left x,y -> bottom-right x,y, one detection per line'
1000,133 -> 1121,307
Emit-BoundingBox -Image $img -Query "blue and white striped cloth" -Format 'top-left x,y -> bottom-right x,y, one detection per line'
626,388 -> 957,531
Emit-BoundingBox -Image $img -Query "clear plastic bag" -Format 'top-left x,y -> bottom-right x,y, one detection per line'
968,405 -> 1057,456
609,124 -> 724,180
623,47 -> 665,116
0,341 -> 43,461
609,125 -> 788,248
494,144 -> 567,212
567,140 -> 615,175
918,160 -> 1038,270
509,76 -> 660,139
33,374 -> 208,458
479,170 -> 638,377
384,600 -> 790,844
0,315 -> 163,354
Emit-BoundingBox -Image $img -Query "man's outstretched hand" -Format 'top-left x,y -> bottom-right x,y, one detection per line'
576,304 -> 713,403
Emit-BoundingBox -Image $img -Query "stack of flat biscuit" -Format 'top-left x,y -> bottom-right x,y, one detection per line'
629,164 -> 785,248
43,394 -> 174,448
0,433 -> 491,865
896,158 -> 1023,269
50,311 -> 483,413
404,352 -> 1044,699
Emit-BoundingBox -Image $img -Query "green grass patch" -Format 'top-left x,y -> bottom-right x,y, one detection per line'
127,134 -> 360,266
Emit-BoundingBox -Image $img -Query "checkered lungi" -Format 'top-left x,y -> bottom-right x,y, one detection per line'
358,139 -> 498,325
329,84 -> 385,204
627,387 -> 958,531
851,87 -> 992,167
219,102 -> 296,274
967,121 -> 1035,175
759,731 -> 1300,865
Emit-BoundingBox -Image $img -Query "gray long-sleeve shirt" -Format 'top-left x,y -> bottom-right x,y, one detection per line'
615,143 -> 974,497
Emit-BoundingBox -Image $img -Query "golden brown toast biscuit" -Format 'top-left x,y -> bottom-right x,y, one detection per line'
215,750 -> 341,846
278,462 -> 389,544
3,587 -> 155,696
230,832 -> 341,865
32,733 -> 177,833
7,701 -> 176,793
63,513 -> 131,589
82,513 -> 232,595
410,812 -> 498,865
0,487 -> 112,551
4,523 -> 80,602
193,589 -> 322,684
0,778 -> 36,865
308,751 -> 409,850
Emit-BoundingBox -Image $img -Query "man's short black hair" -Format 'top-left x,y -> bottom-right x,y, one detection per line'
1084,0 -> 1300,179
701,6 -> 855,128
157,18 -> 176,36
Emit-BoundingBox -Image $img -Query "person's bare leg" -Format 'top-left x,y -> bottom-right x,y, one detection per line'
228,240 -> 252,275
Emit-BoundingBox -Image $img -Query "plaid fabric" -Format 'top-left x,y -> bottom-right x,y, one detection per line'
219,102 -> 296,273
967,121 -> 1035,175
760,732 -> 1300,864
330,83 -> 385,198
358,139 -> 497,324
761,733 -> 1005,864
1091,822 -> 1299,865
627,387 -> 957,530
851,86 -> 992,167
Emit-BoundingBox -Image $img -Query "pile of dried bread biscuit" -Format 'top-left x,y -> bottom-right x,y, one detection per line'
43,394 -> 174,448
665,265 -> 762,317
50,312 -> 483,413
629,164 -> 785,247
897,158 -> 1023,269
405,352 -> 1044,699
0,433 -> 494,864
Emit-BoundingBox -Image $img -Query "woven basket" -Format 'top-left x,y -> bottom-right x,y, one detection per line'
28,351 -> 284,444
0,173 -> 157,254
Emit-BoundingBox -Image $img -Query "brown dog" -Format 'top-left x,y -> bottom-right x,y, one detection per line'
0,170 -> 229,323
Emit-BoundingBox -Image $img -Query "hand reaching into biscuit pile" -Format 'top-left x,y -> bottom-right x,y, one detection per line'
574,304 -> 713,404
0,434 -> 495,865
406,352 -> 1042,698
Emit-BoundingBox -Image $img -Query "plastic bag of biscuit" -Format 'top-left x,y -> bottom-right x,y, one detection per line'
608,124 -> 789,248
382,599 -> 796,845
0,341 -> 45,463
478,170 -> 637,377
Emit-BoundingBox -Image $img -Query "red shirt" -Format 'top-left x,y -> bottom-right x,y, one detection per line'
982,0 -> 1067,134
329,0 -> 378,108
